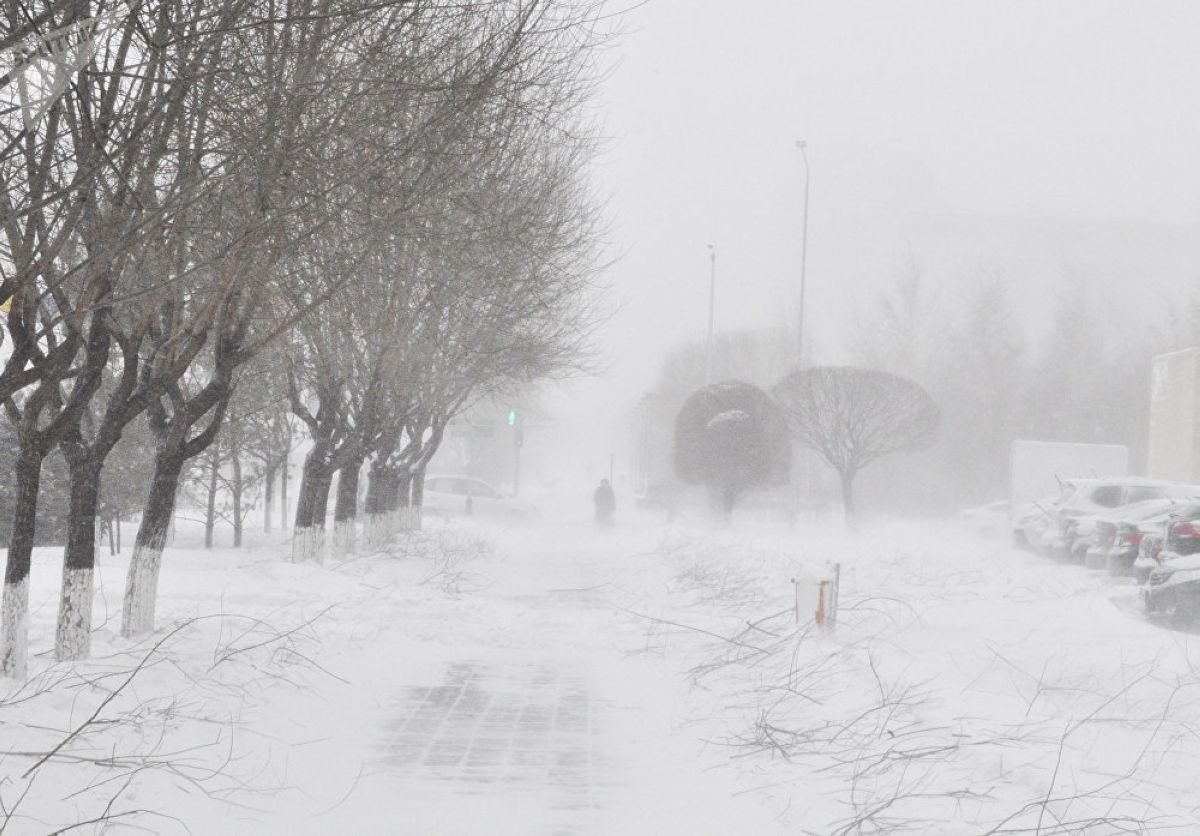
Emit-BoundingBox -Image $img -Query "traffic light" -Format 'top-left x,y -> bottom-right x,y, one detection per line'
506,409 -> 517,427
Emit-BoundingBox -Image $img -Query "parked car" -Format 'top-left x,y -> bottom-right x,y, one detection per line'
1107,512 -> 1176,577
959,500 -> 1010,538
1142,553 -> 1200,619
1078,498 -> 1178,571
1140,503 -> 1200,616
1038,478 -> 1200,561
1132,532 -> 1165,584
422,475 -> 538,520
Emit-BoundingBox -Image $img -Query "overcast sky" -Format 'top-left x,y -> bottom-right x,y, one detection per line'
543,0 -> 1200,486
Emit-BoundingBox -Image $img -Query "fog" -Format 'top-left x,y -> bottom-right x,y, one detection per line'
544,0 -> 1200,504
13,4 -> 1200,831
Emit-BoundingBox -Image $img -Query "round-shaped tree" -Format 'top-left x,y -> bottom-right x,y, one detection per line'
673,381 -> 791,519
772,366 -> 939,523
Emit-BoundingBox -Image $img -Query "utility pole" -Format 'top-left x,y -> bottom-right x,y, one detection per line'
795,140 -> 813,508
796,140 -> 810,366
705,243 -> 716,384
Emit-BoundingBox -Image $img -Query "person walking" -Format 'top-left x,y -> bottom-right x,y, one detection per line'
593,478 -> 616,527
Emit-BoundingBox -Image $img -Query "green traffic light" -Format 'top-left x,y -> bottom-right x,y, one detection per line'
507,409 -> 517,427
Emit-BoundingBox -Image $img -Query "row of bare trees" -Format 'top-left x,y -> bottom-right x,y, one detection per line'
0,0 -> 606,679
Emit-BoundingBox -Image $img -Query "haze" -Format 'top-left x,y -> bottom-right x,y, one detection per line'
553,0 -> 1200,485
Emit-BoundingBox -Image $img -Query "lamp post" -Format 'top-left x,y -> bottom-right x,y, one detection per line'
795,141 -> 813,508
795,140 -> 810,366
705,243 -> 716,384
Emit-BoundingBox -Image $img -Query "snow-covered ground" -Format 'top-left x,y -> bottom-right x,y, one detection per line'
3,511 -> 1199,834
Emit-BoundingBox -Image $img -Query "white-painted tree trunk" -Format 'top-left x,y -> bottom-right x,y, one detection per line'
291,526 -> 327,563
332,519 -> 356,557
122,543 -> 162,637
55,567 -> 93,661
401,506 -> 422,531
363,514 -> 386,551
1,578 -> 30,679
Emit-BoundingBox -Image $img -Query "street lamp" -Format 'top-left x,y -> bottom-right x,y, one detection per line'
795,141 -> 813,506
705,243 -> 716,384
795,139 -> 810,366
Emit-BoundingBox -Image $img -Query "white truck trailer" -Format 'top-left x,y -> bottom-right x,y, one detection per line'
1009,440 -> 1130,509
1149,347 -> 1200,483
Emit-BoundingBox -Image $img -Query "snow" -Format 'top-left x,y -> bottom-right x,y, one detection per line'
3,511 -> 1200,833
707,409 -> 751,428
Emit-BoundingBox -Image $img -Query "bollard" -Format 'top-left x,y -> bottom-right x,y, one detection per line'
829,563 -> 841,630
815,580 -> 828,628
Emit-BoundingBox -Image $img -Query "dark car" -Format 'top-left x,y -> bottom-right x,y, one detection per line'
1140,503 -> 1200,617
1107,506 -> 1181,577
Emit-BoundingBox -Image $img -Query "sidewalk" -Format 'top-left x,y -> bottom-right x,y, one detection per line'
258,522 -> 785,835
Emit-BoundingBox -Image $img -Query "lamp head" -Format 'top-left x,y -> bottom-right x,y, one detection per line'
795,139 -> 807,149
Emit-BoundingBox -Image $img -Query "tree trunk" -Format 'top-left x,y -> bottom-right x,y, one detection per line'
122,448 -> 185,637
840,470 -> 857,529
292,451 -> 332,563
231,446 -> 243,548
263,460 -> 276,533
205,444 -> 220,549
408,465 -> 427,530
1,445 -> 44,678
56,459 -> 101,662
333,457 -> 363,556
390,471 -> 408,531
387,471 -> 403,511
280,458 -> 289,532
363,462 -> 385,550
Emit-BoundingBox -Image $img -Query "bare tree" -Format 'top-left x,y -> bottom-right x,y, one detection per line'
289,0 -> 608,554
120,0 -> 477,631
773,366 -> 940,524
1,0 -> 245,673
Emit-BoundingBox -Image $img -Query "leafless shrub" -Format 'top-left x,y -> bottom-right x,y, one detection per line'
385,528 -> 495,595
0,607 -> 341,835
646,536 -> 1198,835
659,533 -> 776,612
